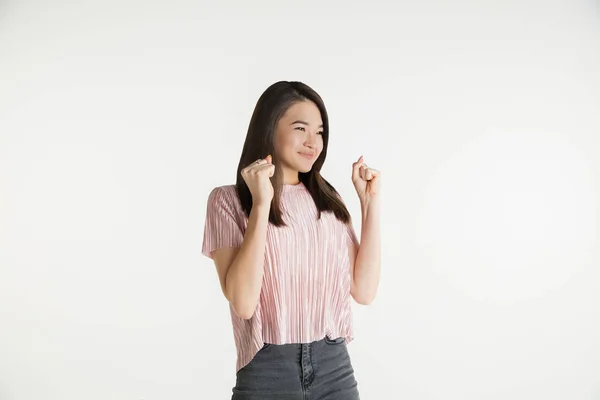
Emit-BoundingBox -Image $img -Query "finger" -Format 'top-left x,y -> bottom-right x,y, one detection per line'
242,161 -> 264,176
359,164 -> 369,180
252,163 -> 275,175
367,168 -> 380,181
246,159 -> 267,170
352,155 -> 364,181
259,163 -> 275,178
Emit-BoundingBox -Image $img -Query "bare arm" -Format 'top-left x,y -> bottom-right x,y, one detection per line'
348,155 -> 382,305
212,203 -> 270,319
349,197 -> 381,305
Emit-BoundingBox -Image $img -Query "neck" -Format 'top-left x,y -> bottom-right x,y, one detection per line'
282,169 -> 300,185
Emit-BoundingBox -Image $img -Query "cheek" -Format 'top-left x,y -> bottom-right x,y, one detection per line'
279,135 -> 302,151
274,135 -> 296,158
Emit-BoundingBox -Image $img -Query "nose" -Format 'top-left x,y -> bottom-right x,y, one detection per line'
304,135 -> 317,149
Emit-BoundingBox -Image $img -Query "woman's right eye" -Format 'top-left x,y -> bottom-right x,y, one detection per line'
294,126 -> 305,131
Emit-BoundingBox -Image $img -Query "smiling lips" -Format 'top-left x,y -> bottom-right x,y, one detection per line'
299,152 -> 316,160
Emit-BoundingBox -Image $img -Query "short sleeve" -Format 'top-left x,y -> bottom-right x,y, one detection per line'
201,187 -> 245,260
346,219 -> 360,249
333,189 -> 360,249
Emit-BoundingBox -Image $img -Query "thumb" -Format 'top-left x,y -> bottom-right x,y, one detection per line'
352,155 -> 364,181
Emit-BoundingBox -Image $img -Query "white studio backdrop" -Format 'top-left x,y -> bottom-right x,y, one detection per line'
1,1 -> 599,399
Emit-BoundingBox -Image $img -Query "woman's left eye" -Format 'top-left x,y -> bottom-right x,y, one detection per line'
294,126 -> 322,135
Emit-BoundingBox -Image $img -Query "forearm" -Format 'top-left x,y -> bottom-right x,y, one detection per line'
353,198 -> 381,304
226,204 -> 270,319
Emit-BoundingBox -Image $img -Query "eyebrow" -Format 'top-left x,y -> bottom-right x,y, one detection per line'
290,120 -> 323,128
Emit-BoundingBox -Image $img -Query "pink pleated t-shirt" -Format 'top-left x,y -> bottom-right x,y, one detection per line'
201,182 -> 359,372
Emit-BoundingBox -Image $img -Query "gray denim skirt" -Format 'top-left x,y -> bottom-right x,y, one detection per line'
231,335 -> 360,400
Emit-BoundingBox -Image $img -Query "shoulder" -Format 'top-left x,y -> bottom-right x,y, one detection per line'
207,184 -> 242,210
208,184 -> 237,197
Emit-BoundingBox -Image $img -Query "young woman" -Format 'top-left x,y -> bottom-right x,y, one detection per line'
202,81 -> 381,399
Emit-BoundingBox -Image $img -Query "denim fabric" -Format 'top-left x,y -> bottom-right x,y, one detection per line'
231,336 -> 360,400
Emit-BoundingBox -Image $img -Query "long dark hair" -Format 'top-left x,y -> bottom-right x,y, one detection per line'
235,81 -> 352,227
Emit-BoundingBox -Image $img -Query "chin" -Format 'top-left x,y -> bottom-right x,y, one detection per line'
296,161 -> 315,173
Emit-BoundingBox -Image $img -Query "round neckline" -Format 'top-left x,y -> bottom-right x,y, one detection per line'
282,182 -> 306,192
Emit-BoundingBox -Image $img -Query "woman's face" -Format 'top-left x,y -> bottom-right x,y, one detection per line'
274,100 -> 324,183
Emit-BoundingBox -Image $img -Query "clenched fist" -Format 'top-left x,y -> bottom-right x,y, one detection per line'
241,155 -> 275,208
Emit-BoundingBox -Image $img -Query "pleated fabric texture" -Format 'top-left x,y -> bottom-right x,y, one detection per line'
202,182 -> 359,372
